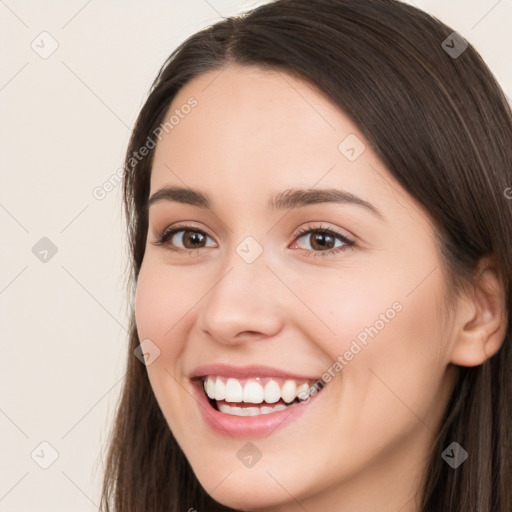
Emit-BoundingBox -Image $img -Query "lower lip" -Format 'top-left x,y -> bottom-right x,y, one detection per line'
191,380 -> 324,438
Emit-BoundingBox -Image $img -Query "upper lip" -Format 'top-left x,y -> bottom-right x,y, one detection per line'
190,363 -> 321,381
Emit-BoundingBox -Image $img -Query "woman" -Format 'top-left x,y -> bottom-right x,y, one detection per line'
100,0 -> 512,510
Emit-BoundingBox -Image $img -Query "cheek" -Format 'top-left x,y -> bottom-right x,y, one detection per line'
134,260 -> 194,357
287,265 -> 405,358
336,272 -> 447,438
295,263 -> 447,432
134,270 -> 169,347
302,255 -> 446,372
134,262 -> 195,431
133,262 -> 201,440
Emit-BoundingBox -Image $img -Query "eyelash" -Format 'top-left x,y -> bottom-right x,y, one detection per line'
151,222 -> 355,258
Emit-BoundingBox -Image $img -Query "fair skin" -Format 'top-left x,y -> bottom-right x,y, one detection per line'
135,64 -> 506,512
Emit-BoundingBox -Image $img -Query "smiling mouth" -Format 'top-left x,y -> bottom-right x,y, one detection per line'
200,375 -> 325,417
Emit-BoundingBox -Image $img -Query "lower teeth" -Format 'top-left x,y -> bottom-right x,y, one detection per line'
216,401 -> 299,416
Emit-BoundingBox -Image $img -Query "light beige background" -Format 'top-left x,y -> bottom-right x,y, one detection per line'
1,0 -> 510,510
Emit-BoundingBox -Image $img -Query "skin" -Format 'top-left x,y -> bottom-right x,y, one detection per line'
134,65 -> 506,512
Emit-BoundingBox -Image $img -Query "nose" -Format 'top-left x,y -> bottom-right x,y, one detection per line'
197,252 -> 285,346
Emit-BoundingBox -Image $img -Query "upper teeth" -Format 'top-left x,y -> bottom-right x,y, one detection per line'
203,376 -> 311,404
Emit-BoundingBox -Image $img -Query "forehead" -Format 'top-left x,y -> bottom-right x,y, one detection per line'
151,65 -> 360,185
148,64 -> 427,228
157,66 -> 347,161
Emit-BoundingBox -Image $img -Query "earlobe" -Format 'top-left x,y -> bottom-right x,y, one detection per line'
449,258 -> 507,368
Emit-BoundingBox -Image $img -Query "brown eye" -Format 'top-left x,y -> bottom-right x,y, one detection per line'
289,223 -> 356,258
293,227 -> 352,253
308,231 -> 337,250
153,226 -> 217,251
176,230 -> 207,249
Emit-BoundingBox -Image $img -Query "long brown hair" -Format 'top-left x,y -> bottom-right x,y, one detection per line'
100,1 -> 512,510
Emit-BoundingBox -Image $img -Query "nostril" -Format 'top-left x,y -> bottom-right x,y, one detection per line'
236,331 -> 261,338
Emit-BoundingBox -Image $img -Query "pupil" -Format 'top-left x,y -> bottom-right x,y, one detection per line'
312,232 -> 334,250
186,231 -> 205,248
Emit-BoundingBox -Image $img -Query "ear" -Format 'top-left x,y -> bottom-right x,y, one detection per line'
449,257 -> 508,367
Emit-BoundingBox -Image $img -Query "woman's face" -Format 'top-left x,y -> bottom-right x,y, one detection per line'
135,65 -> 458,511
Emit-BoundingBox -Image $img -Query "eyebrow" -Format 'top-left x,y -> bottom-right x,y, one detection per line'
147,186 -> 385,220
